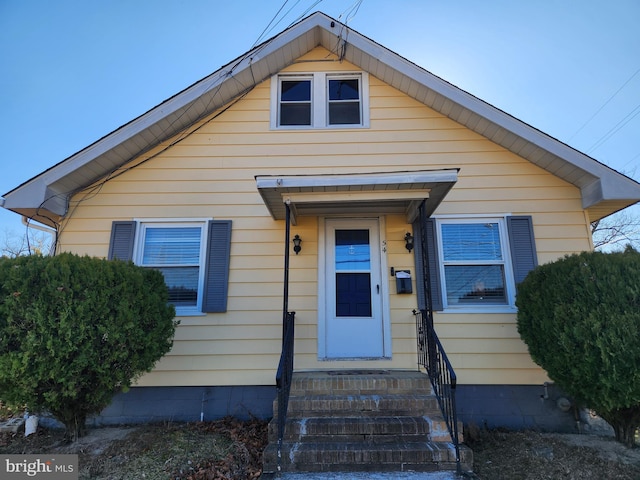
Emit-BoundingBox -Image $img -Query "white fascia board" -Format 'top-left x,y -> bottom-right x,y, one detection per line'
2,178 -> 48,210
4,16 -> 325,201
256,169 -> 458,190
282,190 -> 430,204
342,24 -> 640,202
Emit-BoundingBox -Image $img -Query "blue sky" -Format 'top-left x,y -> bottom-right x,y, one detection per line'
1,0 -> 639,236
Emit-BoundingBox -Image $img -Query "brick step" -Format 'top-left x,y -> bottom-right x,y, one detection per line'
263,440 -> 473,473
280,394 -> 441,417
270,415 -> 431,441
268,415 -> 458,444
262,371 -> 473,475
289,370 -> 433,396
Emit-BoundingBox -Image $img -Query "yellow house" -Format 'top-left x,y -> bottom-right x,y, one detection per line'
3,12 -> 640,433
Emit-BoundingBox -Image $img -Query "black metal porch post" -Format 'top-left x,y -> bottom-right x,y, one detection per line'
282,201 -> 291,342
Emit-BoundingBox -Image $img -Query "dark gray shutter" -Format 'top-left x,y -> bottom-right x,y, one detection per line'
424,218 -> 444,311
108,221 -> 136,260
507,216 -> 538,285
203,220 -> 232,313
413,219 -> 427,310
413,217 -> 443,312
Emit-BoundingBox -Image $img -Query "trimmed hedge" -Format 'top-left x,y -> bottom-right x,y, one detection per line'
516,247 -> 640,446
0,253 -> 177,441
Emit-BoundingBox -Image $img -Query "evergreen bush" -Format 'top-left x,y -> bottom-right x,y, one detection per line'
0,253 -> 177,441
516,246 -> 640,447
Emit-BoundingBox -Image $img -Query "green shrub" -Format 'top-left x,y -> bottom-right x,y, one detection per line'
516,246 -> 640,447
0,253 -> 177,441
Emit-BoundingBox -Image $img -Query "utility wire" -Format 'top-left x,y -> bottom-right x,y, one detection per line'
254,0 -> 327,48
340,0 -> 364,24
586,102 -> 640,154
252,0 -> 292,48
50,0 -> 345,246
569,67 -> 640,142
620,151 -> 640,171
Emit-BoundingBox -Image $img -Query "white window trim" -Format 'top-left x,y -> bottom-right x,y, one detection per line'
271,72 -> 370,129
132,218 -> 209,316
275,74 -> 314,128
435,215 -> 517,314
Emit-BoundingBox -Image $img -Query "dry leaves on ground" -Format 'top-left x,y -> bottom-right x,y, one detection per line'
0,416 -> 268,480
468,428 -> 640,480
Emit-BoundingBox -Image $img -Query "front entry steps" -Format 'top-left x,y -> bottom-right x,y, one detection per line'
262,370 -> 473,475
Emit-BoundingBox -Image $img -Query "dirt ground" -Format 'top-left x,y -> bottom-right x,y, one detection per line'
1,419 -> 639,479
467,428 -> 640,479
0,417 -> 268,479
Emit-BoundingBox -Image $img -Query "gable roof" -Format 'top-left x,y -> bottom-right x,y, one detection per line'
2,11 -> 639,227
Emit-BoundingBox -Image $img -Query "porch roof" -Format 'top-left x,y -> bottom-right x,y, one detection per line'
255,169 -> 458,225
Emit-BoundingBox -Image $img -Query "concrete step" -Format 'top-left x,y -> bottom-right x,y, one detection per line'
289,370 -> 433,397
269,414 -> 458,444
271,416 -> 431,442
263,440 -> 473,473
282,394 -> 441,418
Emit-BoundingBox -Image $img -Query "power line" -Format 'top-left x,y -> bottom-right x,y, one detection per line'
252,0 -> 294,48
339,0 -> 364,24
620,150 -> 640,172
586,102 -> 640,154
569,67 -> 640,142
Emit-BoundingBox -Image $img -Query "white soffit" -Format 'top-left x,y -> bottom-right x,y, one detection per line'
256,169 -> 458,224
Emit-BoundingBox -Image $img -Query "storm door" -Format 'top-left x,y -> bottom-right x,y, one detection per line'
323,218 -> 385,358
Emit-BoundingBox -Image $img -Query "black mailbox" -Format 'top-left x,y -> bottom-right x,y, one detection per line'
395,270 -> 412,294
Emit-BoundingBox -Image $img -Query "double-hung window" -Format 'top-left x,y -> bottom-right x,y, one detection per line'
413,215 -> 537,313
439,219 -> 512,307
138,223 -> 207,314
108,219 -> 232,315
279,77 -> 312,126
272,72 -> 369,129
327,76 -> 362,125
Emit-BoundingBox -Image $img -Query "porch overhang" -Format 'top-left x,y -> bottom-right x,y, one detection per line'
256,169 -> 458,225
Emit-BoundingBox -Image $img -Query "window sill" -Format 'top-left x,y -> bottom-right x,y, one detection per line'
174,308 -> 207,317
438,305 -> 518,314
273,123 -> 369,130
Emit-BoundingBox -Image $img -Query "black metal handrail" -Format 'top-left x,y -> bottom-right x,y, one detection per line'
414,308 -> 461,474
275,310 -> 295,471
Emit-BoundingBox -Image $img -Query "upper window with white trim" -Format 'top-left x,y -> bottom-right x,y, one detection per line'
327,76 -> 362,125
272,72 -> 369,129
280,77 -> 312,126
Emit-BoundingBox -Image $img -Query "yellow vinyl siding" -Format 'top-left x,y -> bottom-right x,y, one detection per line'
58,46 -> 591,387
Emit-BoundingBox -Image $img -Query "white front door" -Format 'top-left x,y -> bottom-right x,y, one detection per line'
322,218 -> 386,359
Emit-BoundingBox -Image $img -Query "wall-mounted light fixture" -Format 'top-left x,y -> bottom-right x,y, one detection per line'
292,234 -> 302,255
404,232 -> 414,252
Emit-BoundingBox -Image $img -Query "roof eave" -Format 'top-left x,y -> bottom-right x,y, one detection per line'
3,11 -> 640,226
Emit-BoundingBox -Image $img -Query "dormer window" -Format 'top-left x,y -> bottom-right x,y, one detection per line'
328,77 -> 361,125
272,72 -> 369,129
280,78 -> 312,126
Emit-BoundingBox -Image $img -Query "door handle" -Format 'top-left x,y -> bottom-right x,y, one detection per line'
377,284 -> 380,294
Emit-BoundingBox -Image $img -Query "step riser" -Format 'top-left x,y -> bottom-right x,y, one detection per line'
279,434 -> 432,444
290,374 -> 433,397
268,421 -> 458,444
263,442 -> 473,472
282,396 -> 441,417
269,416 -> 432,440
265,462 -> 461,474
